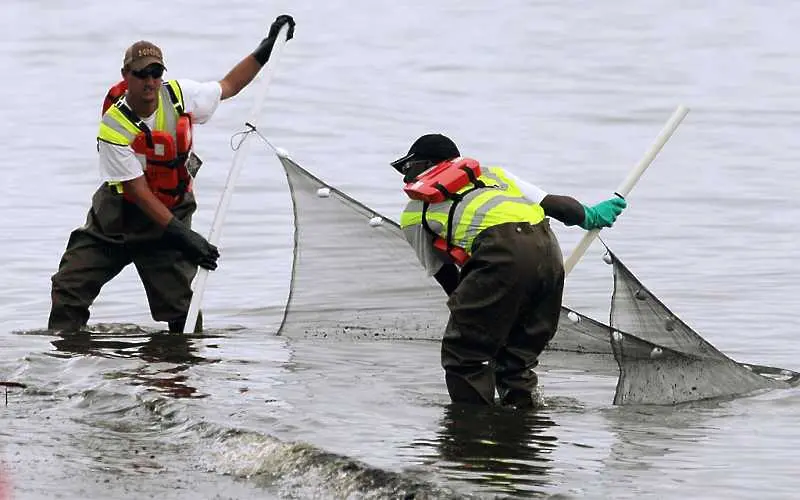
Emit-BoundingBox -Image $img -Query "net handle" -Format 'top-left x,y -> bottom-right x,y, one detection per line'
563,105 -> 690,276
183,25 -> 291,333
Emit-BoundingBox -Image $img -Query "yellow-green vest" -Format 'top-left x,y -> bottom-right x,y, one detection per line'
400,166 -> 545,256
97,80 -> 186,194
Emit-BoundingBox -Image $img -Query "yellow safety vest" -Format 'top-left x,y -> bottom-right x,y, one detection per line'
97,80 -> 187,196
400,166 -> 545,256
97,80 -> 191,207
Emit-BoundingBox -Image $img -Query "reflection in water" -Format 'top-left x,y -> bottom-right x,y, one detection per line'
412,404 -> 558,498
600,402 -> 718,475
51,329 -> 220,399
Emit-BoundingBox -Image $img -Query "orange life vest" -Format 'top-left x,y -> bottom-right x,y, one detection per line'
102,80 -> 194,208
403,157 -> 482,204
404,157 -> 486,266
102,80 -> 129,116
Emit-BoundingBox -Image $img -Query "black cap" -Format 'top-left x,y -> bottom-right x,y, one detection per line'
391,134 -> 460,173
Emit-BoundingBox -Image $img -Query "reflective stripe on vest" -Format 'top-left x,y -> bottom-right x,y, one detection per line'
98,80 -> 185,192
400,166 -> 545,255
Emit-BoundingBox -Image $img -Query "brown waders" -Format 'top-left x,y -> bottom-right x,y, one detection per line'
441,220 -> 565,407
48,185 -> 200,333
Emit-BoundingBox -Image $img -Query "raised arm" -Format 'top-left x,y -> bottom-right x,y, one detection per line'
219,15 -> 295,100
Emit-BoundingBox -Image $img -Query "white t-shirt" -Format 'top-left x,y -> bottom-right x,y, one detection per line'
403,167 -> 549,276
98,79 -> 222,182
504,170 -> 548,204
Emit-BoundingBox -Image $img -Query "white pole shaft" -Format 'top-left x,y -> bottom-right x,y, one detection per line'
183,26 -> 290,333
563,104 -> 690,276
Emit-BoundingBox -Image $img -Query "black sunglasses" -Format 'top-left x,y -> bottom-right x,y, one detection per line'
401,159 -> 434,174
391,153 -> 433,174
132,65 -> 165,80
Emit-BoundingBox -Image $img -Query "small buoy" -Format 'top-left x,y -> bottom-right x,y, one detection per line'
567,311 -> 580,323
316,187 -> 331,198
274,147 -> 289,158
611,331 -> 623,343
664,318 -> 676,332
602,253 -> 613,265
634,289 -> 648,301
368,216 -> 383,227
650,347 -> 663,358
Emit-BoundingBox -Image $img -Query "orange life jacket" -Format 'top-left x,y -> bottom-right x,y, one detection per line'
102,80 -> 129,116
404,157 -> 486,266
403,157 -> 482,204
102,80 -> 194,208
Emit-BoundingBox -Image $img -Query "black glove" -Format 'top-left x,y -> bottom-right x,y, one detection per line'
252,14 -> 296,66
163,218 -> 220,271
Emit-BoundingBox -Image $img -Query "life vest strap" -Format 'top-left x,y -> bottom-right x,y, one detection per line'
444,199 -> 459,255
421,202 -> 435,237
421,182 -> 486,264
164,83 -> 185,115
147,152 -> 190,169
434,183 -> 458,202
462,165 -> 485,189
432,169 -> 485,203
115,101 -> 155,149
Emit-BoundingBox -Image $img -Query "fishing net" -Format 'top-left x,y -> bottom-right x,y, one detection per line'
276,153 -> 447,341
607,250 -> 799,404
275,152 -> 799,405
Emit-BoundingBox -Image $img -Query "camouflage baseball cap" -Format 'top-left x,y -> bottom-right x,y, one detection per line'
123,40 -> 166,71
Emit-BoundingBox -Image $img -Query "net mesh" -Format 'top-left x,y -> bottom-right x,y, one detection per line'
277,154 -> 448,341
276,153 -> 799,405
608,250 -> 799,404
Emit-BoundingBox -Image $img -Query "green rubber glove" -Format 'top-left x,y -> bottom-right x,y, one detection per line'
579,197 -> 627,230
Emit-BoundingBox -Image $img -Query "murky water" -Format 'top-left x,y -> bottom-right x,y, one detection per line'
2,1 -> 800,498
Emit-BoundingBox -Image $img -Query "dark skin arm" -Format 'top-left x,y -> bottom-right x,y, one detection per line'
540,194 -> 585,226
